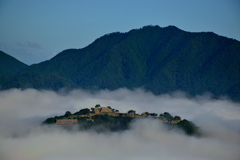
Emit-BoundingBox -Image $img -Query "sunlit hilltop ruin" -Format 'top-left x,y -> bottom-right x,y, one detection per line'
49,104 -> 182,125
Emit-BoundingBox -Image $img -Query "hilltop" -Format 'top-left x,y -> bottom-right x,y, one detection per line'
1,25 -> 240,100
43,104 -> 199,135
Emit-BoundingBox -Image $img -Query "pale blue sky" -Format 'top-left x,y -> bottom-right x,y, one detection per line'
0,0 -> 239,65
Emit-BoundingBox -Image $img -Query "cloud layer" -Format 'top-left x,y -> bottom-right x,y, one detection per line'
0,88 -> 240,160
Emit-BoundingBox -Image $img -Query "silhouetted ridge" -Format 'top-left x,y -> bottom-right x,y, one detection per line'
0,51 -> 28,76
1,25 -> 240,101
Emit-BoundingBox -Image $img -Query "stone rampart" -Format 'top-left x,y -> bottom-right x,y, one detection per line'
56,119 -> 78,125
101,107 -> 113,113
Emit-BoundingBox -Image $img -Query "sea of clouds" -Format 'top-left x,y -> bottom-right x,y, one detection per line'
0,88 -> 240,160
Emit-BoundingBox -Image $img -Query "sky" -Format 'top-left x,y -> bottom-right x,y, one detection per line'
0,88 -> 240,160
0,0 -> 240,65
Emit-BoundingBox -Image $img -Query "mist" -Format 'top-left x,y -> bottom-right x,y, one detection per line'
0,88 -> 240,160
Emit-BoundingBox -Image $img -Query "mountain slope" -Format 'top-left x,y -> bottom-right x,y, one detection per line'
1,25 -> 240,100
0,51 -> 28,76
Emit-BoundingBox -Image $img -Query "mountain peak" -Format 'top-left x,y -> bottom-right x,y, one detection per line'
1,26 -> 240,101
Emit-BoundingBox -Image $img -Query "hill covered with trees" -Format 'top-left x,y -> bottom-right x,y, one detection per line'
43,104 -> 199,136
0,51 -> 29,87
0,51 -> 28,76
1,25 -> 240,100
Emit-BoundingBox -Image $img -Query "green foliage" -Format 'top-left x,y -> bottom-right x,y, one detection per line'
77,117 -> 88,122
65,111 -> 72,117
0,71 -> 78,90
74,108 -> 90,115
141,112 -> 149,116
150,113 -> 158,117
173,116 -> 181,120
163,112 -> 173,120
42,117 -> 56,124
2,25 -> 240,101
0,51 -> 28,76
95,104 -> 101,108
90,115 -> 133,131
127,110 -> 136,114
177,119 -> 198,135
75,115 -> 134,132
55,115 -> 64,119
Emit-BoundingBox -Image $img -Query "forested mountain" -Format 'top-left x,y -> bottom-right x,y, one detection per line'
1,25 -> 240,100
0,51 -> 28,76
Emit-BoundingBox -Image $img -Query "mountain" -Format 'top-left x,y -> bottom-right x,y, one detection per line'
0,51 -> 28,86
1,25 -> 240,100
0,51 -> 28,76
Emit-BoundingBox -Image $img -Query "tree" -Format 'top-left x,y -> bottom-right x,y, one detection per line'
128,110 -> 136,114
77,116 -> 88,122
79,108 -> 90,115
177,119 -> 197,135
149,113 -> 158,117
42,117 -> 56,124
173,115 -> 181,120
141,112 -> 149,116
65,111 -> 72,117
73,108 -> 90,115
163,112 -> 173,120
95,104 -> 101,108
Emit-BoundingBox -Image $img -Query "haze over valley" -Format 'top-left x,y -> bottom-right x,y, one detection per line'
0,88 -> 240,160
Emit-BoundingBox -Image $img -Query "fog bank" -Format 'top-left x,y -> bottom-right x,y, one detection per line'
0,88 -> 240,160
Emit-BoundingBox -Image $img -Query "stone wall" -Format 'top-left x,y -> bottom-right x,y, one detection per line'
94,108 -> 101,113
56,119 -> 78,125
107,113 -> 119,117
101,107 -> 113,113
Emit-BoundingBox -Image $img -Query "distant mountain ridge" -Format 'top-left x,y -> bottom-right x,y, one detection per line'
0,51 -> 28,76
1,25 -> 240,100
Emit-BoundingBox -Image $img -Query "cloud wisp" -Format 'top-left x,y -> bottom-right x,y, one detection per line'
0,88 -> 240,160
25,41 -> 43,49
